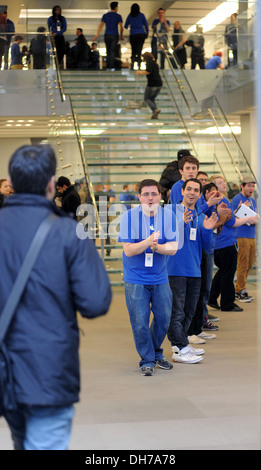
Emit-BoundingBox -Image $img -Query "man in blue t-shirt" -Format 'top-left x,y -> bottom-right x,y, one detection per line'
205,51 -> 223,69
151,8 -> 170,69
167,178 -> 218,364
93,1 -> 123,69
231,176 -> 258,302
118,179 -> 177,376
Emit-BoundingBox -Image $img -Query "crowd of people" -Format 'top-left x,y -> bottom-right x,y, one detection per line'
0,4 -> 249,71
0,140 -> 258,447
3,149 -> 255,373
118,151 -> 259,373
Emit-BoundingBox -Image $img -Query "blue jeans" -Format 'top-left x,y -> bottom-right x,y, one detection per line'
124,282 -> 172,368
168,276 -> 201,349
4,405 -> 74,450
144,85 -> 161,112
104,34 -> 119,69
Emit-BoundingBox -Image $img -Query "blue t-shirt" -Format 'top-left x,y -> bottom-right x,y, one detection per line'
166,204 -> 214,277
11,43 -> 24,65
214,197 -> 236,250
101,11 -> 123,35
169,179 -> 211,215
206,56 -> 221,69
124,13 -> 148,35
152,18 -> 170,38
118,205 -> 176,284
47,15 -> 67,35
231,192 -> 257,239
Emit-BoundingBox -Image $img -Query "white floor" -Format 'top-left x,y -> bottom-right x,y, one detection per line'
0,282 -> 260,450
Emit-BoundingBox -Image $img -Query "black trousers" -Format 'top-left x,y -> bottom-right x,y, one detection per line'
188,250 -> 207,336
191,53 -> 205,69
209,244 -> 237,309
130,34 -> 146,68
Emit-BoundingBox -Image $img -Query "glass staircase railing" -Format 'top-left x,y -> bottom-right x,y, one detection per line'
60,65 -> 255,286
157,30 -> 257,189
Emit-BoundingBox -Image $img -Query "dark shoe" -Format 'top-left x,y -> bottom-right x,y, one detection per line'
151,108 -> 161,119
208,301 -> 220,309
157,358 -> 173,370
236,291 -> 253,303
140,366 -> 154,376
207,313 -> 220,322
202,320 -> 219,331
221,303 -> 243,312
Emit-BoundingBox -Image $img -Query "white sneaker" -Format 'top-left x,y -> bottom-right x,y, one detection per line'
171,346 -> 203,364
198,331 -> 216,340
188,335 -> 206,345
188,345 -> 205,355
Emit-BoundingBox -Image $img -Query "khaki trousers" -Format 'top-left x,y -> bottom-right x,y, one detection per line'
235,237 -> 256,292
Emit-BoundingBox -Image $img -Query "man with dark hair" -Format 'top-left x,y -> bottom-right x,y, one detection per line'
118,178 -> 177,376
29,26 -> 47,69
56,175 -> 81,219
93,1 -> 123,69
151,8 -> 170,69
170,155 -> 223,213
74,27 -> 91,69
159,149 -> 191,203
0,144 -> 111,450
167,178 -> 218,363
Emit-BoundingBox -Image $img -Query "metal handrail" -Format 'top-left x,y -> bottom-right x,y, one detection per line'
155,30 -> 257,184
45,36 -> 105,256
212,95 -> 257,183
49,33 -> 66,102
161,71 -> 198,159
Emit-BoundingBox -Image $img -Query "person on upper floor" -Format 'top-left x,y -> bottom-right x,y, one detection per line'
93,2 -> 123,70
225,12 -> 245,67
10,35 -> 27,69
29,26 -> 47,69
205,51 -> 223,70
0,8 -> 15,70
186,25 -> 205,69
172,21 -> 187,69
124,3 -> 148,70
74,28 -> 91,69
89,42 -> 100,69
47,5 -> 67,67
151,8 -> 170,70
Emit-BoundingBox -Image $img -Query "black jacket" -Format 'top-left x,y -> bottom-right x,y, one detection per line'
159,160 -> 181,203
61,185 -> 81,218
0,194 -> 112,406
75,33 -> 91,67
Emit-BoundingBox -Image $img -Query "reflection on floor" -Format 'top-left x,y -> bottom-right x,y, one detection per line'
0,282 -> 260,450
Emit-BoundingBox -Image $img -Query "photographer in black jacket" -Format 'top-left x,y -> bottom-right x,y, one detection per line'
159,149 -> 191,204
56,176 -> 81,219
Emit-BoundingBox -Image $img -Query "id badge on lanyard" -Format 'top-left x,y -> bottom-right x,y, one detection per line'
189,209 -> 198,241
190,227 -> 197,241
145,252 -> 154,267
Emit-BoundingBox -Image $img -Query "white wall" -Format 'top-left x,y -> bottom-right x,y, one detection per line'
0,138 -> 31,178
